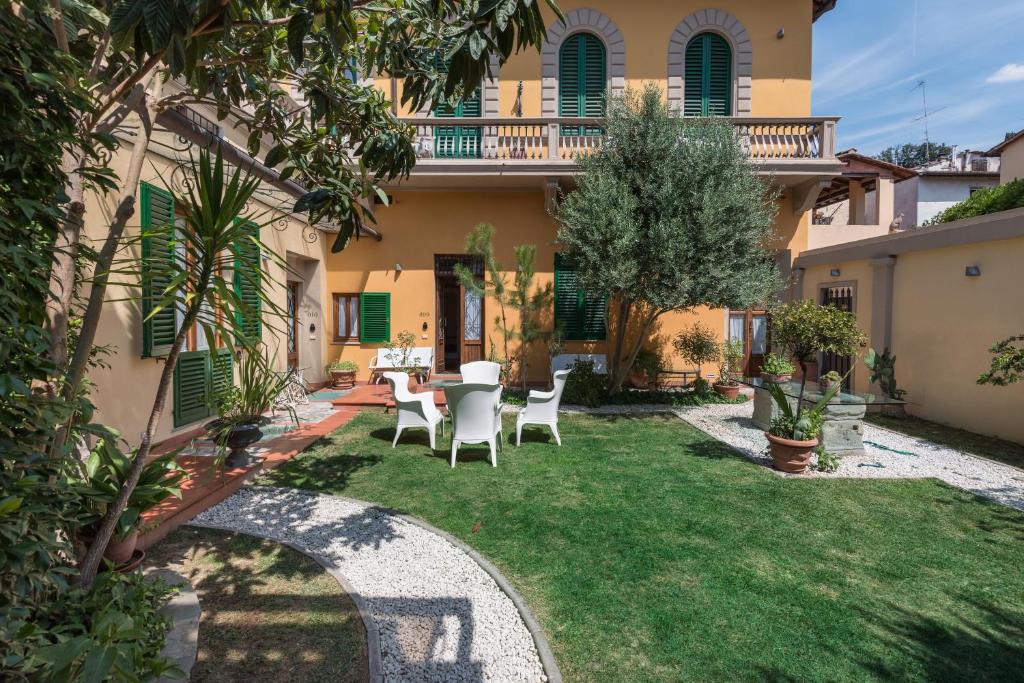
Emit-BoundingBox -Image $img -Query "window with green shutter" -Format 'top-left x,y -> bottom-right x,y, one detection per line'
554,253 -> 607,341
359,292 -> 390,343
683,32 -> 732,117
432,53 -> 482,159
559,32 -> 606,136
141,182 -> 177,357
173,347 -> 234,428
233,220 -> 262,345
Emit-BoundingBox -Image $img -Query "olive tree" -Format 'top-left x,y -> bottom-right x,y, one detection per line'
556,84 -> 780,393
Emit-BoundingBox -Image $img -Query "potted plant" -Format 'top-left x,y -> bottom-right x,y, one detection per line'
760,352 -> 795,383
76,437 -> 187,567
864,347 -> 907,417
766,300 -> 866,472
326,359 -> 358,388
630,347 -> 662,389
713,338 -> 744,399
673,323 -> 720,390
818,370 -> 842,394
207,347 -> 296,468
385,330 -> 418,386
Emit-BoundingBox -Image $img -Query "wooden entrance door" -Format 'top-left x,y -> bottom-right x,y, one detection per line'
820,285 -> 854,389
286,281 -> 299,369
434,255 -> 484,373
728,310 -> 767,377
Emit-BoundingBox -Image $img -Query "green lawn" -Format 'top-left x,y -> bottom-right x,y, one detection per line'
866,413 -> 1024,471
259,412 -> 1024,682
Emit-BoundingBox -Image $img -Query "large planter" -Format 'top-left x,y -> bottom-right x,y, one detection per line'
713,382 -> 740,400
765,432 -> 818,474
330,369 -> 356,389
103,528 -> 139,566
818,378 -> 840,395
222,422 -> 263,468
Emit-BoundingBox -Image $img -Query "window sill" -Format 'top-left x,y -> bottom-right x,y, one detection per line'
330,340 -> 362,346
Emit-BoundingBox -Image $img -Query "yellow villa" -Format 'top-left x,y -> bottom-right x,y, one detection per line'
87,0 -> 844,445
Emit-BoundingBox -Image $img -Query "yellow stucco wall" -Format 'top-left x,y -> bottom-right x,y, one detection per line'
383,0 -> 814,118
802,237 -> 1024,444
85,125 -> 327,445
1000,137 -> 1024,184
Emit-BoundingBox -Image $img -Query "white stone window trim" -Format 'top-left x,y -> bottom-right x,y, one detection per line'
667,8 -> 752,117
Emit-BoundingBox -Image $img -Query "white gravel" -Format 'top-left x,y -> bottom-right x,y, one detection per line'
674,402 -> 1024,511
192,486 -> 547,683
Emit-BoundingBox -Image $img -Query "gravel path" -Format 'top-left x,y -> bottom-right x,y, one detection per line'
193,486 -> 547,683
674,402 -> 1024,511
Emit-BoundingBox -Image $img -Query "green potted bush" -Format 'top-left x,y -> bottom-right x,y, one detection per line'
76,438 -> 187,567
208,347 -> 296,468
760,351 -> 795,383
630,347 -> 662,389
673,323 -> 720,389
326,359 -> 359,388
385,330 -> 419,386
766,300 -> 865,473
713,338 -> 744,399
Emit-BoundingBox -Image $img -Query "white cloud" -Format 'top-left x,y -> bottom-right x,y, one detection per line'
986,64 -> 1024,83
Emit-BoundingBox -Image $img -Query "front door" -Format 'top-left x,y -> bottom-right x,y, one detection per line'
286,281 -> 299,369
434,255 -> 484,373
728,310 -> 767,377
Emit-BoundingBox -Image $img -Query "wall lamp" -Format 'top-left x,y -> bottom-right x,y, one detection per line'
830,268 -> 841,277
965,265 -> 981,277
395,263 -> 403,273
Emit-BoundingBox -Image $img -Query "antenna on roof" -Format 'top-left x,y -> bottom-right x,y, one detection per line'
911,80 -> 947,164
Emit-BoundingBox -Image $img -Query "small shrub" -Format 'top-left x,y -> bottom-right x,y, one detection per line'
718,338 -> 744,385
632,347 -> 662,381
562,360 -> 604,407
977,334 -> 1024,386
923,178 -> 1024,226
761,352 -> 795,376
815,445 -> 841,473
673,323 -> 720,377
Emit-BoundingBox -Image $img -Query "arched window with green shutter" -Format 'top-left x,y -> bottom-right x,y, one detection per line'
559,32 -> 606,136
432,52 -> 482,158
683,32 -> 732,117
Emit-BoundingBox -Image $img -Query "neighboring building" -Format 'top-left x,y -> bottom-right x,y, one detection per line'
895,150 -> 1001,226
794,207 -> 1024,444
987,130 -> 1024,184
88,0 -> 844,446
810,150 -> 915,248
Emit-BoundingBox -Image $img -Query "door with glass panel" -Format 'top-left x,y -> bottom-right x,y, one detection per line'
286,281 -> 299,369
434,255 -> 484,372
728,310 -> 767,377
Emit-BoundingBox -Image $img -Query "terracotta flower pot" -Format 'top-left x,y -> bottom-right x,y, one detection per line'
330,369 -> 356,389
765,432 -> 818,474
629,370 -> 650,389
713,382 -> 740,400
103,528 -> 139,566
761,372 -> 792,383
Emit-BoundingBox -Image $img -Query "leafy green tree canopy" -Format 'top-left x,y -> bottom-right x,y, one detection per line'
556,84 -> 780,391
877,142 -> 952,168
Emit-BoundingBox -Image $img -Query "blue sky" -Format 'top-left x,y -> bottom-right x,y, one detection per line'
812,0 -> 1024,155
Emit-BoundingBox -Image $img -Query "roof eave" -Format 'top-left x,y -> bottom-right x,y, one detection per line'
813,0 -> 838,22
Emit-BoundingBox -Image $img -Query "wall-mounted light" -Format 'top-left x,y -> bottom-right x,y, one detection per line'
777,28 -> 785,39
965,265 -> 981,277
830,268 -> 841,277
395,263 -> 403,273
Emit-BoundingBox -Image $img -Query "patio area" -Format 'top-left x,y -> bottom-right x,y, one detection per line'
188,407 -> 1024,682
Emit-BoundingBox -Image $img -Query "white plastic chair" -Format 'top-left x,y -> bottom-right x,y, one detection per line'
383,371 -> 444,450
443,383 -> 504,467
460,361 -> 501,384
516,369 -> 571,446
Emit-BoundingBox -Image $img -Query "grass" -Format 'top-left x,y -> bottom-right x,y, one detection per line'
866,413 -> 1024,470
147,526 -> 367,683
258,412 -> 1024,682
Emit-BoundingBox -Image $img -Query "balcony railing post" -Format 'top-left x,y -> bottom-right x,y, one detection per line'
547,122 -> 560,160
822,119 -> 837,160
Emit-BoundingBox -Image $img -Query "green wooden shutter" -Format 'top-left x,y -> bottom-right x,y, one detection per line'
173,350 -> 210,427
684,33 -> 732,117
559,33 -> 606,136
359,292 -> 390,343
233,220 -> 262,345
141,182 -> 176,357
211,346 -> 234,400
554,254 -> 607,341
432,53 -> 482,159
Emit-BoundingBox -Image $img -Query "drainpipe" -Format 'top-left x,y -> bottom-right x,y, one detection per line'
156,107 -> 383,241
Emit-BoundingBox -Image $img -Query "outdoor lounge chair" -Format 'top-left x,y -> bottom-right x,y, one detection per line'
369,347 -> 434,384
383,371 -> 444,450
443,383 -> 504,468
459,361 -> 501,384
516,369 -> 570,446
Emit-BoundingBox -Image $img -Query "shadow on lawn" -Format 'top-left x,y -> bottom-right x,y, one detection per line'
853,594 -> 1024,681
259,433 -> 382,492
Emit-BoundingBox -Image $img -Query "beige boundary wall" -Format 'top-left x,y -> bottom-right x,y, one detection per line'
796,208 -> 1024,444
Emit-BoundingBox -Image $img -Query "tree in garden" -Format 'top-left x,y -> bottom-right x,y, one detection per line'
456,224 -> 553,390
556,84 -> 781,393
769,299 -> 865,424
673,323 -> 720,380
877,142 -> 953,168
978,335 -> 1024,386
